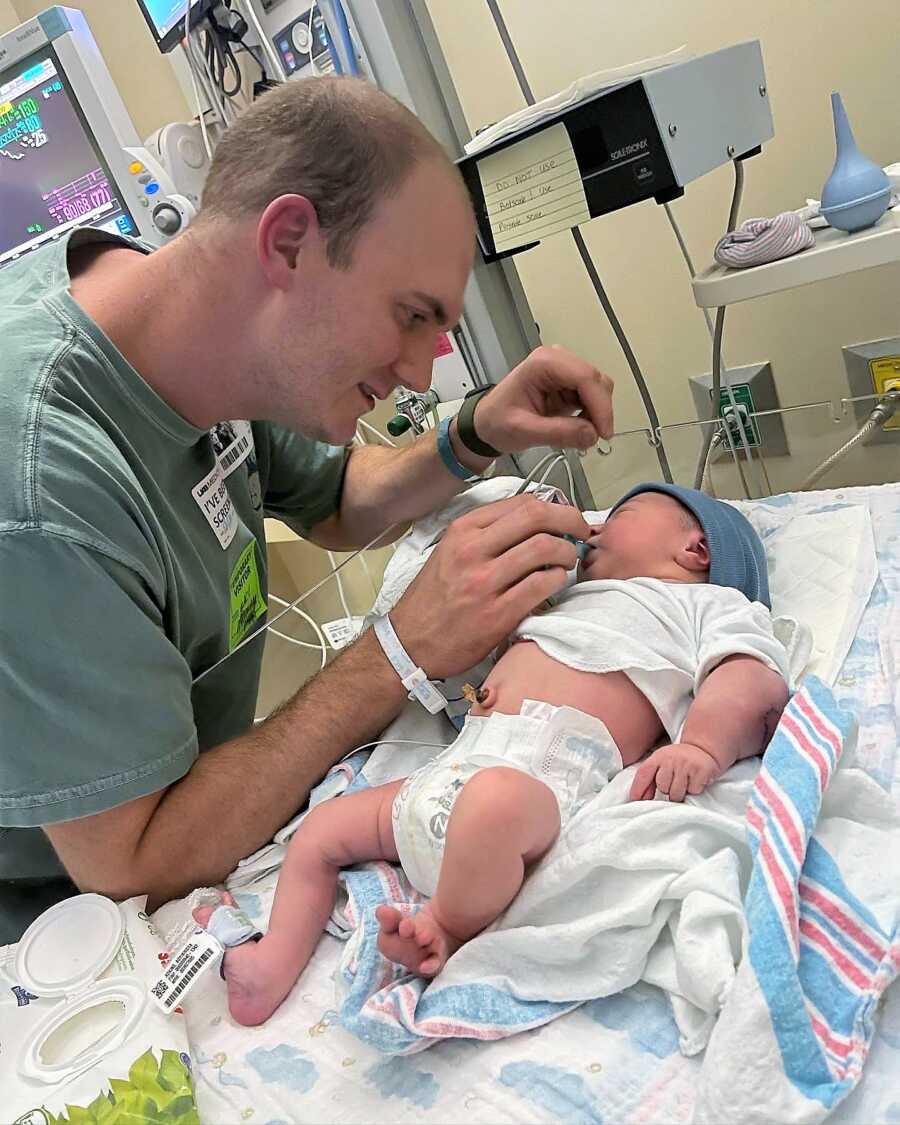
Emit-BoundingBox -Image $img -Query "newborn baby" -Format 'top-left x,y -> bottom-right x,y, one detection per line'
197,483 -> 789,1026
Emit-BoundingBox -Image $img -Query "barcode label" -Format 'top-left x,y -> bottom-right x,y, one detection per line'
322,617 -> 364,650
219,433 -> 251,474
149,930 -> 223,1013
213,420 -> 255,479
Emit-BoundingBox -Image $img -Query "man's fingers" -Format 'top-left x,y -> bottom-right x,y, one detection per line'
498,566 -> 570,624
571,370 -> 615,442
494,534 -> 578,586
536,349 -> 615,441
479,496 -> 590,557
503,409 -> 599,452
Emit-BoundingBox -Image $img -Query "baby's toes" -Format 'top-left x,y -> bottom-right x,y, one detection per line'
415,919 -> 436,947
376,905 -> 401,933
192,905 -> 216,928
398,917 -> 416,940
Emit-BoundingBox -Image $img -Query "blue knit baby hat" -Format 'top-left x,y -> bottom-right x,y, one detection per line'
610,483 -> 770,607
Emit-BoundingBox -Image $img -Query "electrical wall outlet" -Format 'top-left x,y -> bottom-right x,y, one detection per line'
842,339 -> 900,442
689,361 -> 788,458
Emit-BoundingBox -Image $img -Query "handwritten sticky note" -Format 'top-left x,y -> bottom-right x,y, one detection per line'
477,122 -> 589,254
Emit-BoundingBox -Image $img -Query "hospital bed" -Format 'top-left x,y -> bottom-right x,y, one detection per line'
3,478 -> 899,1125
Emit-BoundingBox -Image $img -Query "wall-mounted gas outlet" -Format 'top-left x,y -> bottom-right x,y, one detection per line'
842,338 -> 900,441
689,362 -> 788,458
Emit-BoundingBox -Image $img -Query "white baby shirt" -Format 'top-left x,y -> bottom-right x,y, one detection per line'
513,578 -> 789,741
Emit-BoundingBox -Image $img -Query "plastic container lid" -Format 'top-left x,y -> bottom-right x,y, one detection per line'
16,893 -> 124,998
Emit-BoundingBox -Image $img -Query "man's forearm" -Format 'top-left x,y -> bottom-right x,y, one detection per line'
682,656 -> 789,775
314,419 -> 493,549
132,631 -> 406,906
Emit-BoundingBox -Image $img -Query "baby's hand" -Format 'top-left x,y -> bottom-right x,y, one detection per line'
628,743 -> 720,802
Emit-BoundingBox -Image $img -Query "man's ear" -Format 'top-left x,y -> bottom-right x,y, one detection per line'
256,194 -> 320,287
678,530 -> 710,574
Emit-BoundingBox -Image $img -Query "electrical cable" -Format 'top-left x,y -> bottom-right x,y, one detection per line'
193,521 -> 404,684
357,418 -> 398,447
483,0 -> 673,485
701,429 -> 726,497
536,454 -> 566,490
182,7 -> 215,159
666,190 -> 775,495
800,391 -> 900,491
197,25 -> 235,123
693,305 -> 727,491
561,454 -> 577,504
692,161 -> 744,490
203,22 -> 242,100
358,550 -> 379,600
514,451 -> 559,495
327,550 -> 354,623
663,202 -> 716,343
330,0 -> 359,76
235,0 -> 287,82
267,594 -> 328,668
570,229 -> 673,483
307,2 -> 319,76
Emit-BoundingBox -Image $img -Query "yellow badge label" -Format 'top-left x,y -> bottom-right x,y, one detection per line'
229,540 -> 267,650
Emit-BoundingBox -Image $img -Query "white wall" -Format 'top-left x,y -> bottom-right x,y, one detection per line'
0,0 -> 17,32
426,0 -> 900,501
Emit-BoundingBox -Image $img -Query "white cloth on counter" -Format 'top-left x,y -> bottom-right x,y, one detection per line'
714,213 -> 815,268
514,579 -> 792,740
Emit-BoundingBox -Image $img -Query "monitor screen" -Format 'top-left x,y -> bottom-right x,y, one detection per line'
0,47 -> 137,269
134,0 -> 212,53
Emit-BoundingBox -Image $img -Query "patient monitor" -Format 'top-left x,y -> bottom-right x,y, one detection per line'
0,6 -> 195,271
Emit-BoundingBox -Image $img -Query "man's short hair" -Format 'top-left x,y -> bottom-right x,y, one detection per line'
197,76 -> 459,267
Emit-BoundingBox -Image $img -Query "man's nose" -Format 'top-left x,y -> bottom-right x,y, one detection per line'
392,334 -> 435,394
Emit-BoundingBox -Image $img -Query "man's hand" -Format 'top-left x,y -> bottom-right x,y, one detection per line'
628,743 -> 721,803
390,494 -> 590,678
473,345 -> 614,454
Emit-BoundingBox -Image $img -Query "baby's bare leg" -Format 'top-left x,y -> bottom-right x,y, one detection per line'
196,780 -> 402,1026
377,767 -> 559,976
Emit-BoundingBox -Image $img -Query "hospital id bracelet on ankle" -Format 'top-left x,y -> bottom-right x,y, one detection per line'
455,386 -> 502,459
373,613 -> 448,714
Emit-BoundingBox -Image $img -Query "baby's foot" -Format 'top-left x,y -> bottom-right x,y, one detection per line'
376,904 -> 462,977
193,898 -> 292,1026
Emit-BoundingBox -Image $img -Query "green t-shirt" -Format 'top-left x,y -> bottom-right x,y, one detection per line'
0,229 -> 349,884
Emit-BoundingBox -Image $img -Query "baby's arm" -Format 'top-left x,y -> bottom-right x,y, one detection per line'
629,655 -> 788,801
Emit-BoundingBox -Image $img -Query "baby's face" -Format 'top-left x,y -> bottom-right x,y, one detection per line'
579,493 -> 705,582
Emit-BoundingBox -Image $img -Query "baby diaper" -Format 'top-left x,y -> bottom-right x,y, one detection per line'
391,700 -> 622,896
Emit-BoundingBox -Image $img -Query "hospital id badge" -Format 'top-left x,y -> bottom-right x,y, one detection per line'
192,459 -> 237,550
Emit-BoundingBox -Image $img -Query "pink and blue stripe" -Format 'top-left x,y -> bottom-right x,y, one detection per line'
744,676 -> 899,1108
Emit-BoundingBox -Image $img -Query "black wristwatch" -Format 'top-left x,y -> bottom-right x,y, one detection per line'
455,386 -> 501,459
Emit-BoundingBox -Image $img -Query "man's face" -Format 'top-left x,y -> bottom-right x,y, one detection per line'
261,159 -> 475,444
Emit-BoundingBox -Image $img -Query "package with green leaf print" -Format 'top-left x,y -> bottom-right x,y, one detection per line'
1,895 -> 200,1124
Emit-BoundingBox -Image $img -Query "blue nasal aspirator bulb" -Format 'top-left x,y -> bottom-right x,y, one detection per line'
560,533 -> 590,561
820,92 -> 891,233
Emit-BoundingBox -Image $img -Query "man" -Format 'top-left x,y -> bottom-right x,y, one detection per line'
0,77 -> 612,938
